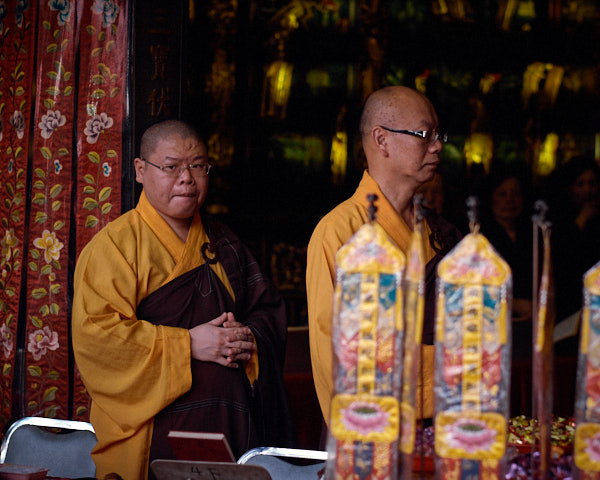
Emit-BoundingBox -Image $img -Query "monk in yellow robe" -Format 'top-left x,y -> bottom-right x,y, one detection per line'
306,86 -> 462,429
72,120 -> 292,480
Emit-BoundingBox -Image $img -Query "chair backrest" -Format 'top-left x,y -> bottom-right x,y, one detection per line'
0,417 -> 97,479
238,447 -> 327,480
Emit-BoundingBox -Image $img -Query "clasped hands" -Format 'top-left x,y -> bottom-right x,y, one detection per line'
189,312 -> 255,368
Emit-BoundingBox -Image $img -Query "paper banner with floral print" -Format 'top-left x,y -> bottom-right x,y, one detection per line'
23,0 -> 78,420
326,210 -> 405,480
72,0 -> 125,420
0,1 -> 38,428
434,232 -> 511,480
574,260 -> 600,478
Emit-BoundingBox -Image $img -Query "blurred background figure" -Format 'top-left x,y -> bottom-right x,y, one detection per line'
550,155 -> 600,356
479,165 -> 534,359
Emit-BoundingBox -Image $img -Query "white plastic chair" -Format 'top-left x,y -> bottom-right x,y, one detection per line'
0,416 -> 97,478
238,447 -> 327,480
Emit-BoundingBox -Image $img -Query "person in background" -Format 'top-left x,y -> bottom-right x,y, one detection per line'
306,86 -> 462,431
72,119 -> 292,480
551,155 -> 600,356
479,165 -> 534,359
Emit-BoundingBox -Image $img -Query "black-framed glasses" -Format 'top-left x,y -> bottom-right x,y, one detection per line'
379,126 -> 448,145
141,158 -> 212,177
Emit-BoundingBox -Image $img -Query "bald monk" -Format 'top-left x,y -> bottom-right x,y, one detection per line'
72,119 -> 292,480
306,86 -> 462,429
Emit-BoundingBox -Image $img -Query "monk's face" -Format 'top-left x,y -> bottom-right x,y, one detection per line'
384,94 -> 442,186
134,134 -> 209,226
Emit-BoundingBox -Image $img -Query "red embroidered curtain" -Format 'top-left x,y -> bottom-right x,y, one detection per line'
0,0 -> 128,430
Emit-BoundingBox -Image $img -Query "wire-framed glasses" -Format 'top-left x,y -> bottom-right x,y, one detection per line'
141,158 -> 212,177
379,126 -> 448,144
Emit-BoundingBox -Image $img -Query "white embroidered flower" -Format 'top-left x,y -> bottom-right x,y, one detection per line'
38,110 -> 67,139
28,326 -> 59,361
33,230 -> 64,264
84,113 -> 113,144
91,0 -> 119,27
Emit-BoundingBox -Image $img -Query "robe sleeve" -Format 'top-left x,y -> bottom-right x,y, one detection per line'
72,228 -> 192,438
210,220 -> 294,447
306,213 -> 358,426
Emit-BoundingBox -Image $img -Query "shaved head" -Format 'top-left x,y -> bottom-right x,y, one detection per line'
140,119 -> 203,159
359,86 -> 434,143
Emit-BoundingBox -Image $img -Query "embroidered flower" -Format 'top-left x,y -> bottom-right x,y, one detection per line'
84,112 -> 113,144
10,110 -> 25,139
15,0 -> 27,28
0,323 -> 13,359
102,162 -> 111,177
445,418 -> 497,453
27,326 -> 59,361
48,0 -> 71,26
54,159 -> 63,174
341,401 -> 390,435
38,110 -> 67,139
91,0 -> 119,27
33,230 -> 64,264
1,228 -> 18,263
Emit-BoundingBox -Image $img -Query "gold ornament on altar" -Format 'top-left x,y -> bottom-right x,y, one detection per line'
535,133 -> 559,176
464,132 -> 493,174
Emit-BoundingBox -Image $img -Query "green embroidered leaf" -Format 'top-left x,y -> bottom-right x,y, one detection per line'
83,174 -> 96,185
42,21 -> 51,30
31,288 -> 48,300
92,74 -> 105,85
98,63 -> 111,77
86,25 -> 97,35
43,98 -> 55,109
101,203 -> 113,214
34,168 -> 46,180
3,364 -> 11,376
50,303 -> 60,315
91,47 -> 103,57
50,284 -> 61,294
63,85 -> 73,96
88,151 -> 100,164
46,86 -> 60,96
82,185 -> 95,194
49,184 -> 63,198
85,215 -> 99,228
98,30 -> 106,42
83,198 -> 99,210
60,38 -> 69,51
42,387 -> 57,404
27,401 -> 39,412
91,89 -> 106,99
99,186 -> 112,202
106,149 -> 117,158
46,43 -> 58,53
34,211 -> 48,224
39,305 -> 49,316
110,87 -> 120,98
14,86 -> 24,96
40,146 -> 52,160
32,193 -> 46,205
30,250 -> 41,260
46,71 -> 58,80
63,71 -> 71,81
40,265 -> 52,276
28,365 -> 42,377
53,220 -> 65,231
51,200 -> 61,212
48,370 -> 60,380
58,148 -> 69,156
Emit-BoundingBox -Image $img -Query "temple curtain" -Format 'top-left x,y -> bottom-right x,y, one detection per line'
0,0 -> 129,432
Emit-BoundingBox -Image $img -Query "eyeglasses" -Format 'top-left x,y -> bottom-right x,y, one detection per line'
141,158 -> 212,177
379,126 -> 448,145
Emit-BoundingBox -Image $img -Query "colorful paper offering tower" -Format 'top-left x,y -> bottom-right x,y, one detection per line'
574,260 -> 600,480
326,196 -> 406,480
434,228 -> 512,480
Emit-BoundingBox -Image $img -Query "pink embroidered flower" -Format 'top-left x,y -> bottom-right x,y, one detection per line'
84,113 -> 113,144
33,230 -> 64,264
28,326 -> 59,361
38,110 -> 67,139
586,431 -> 600,462
445,418 -> 497,453
341,401 -> 389,435
0,323 -> 13,359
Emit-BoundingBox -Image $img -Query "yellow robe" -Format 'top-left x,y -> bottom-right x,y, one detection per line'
306,171 -> 436,426
72,191 -> 256,480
